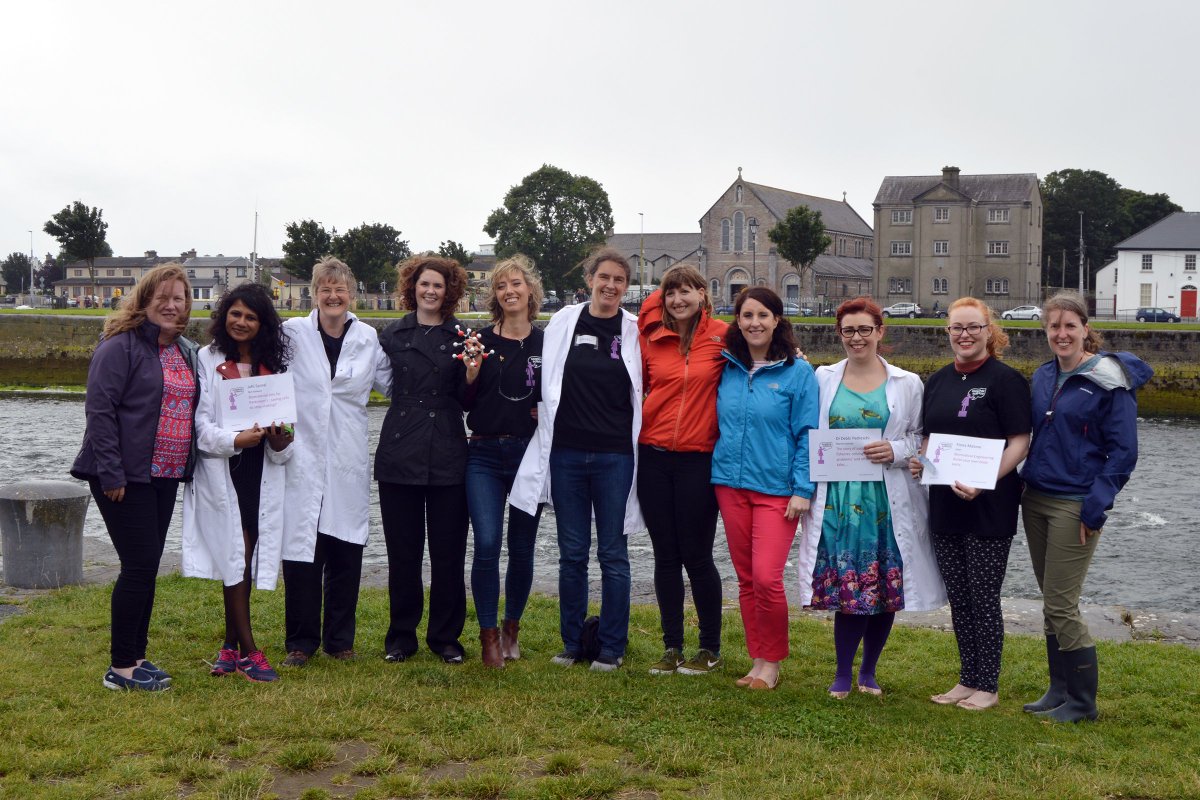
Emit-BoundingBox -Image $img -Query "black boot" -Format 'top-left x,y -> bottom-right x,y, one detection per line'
1023,634 -> 1068,713
1040,646 -> 1098,723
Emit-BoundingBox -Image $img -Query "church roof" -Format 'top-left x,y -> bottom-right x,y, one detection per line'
744,182 -> 873,237
810,255 -> 873,280
605,232 -> 700,262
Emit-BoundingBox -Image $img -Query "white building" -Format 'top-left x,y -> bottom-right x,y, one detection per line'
1094,212 -> 1200,318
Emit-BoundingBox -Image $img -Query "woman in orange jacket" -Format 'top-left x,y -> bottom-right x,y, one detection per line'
637,265 -> 729,675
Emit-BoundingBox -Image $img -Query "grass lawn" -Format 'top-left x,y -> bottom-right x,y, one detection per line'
0,578 -> 1196,799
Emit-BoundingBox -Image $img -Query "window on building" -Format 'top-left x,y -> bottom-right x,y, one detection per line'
933,240 -> 949,256
237,266 -> 247,277
106,269 -> 115,276
887,277 -> 913,294
890,241 -> 912,256
748,218 -> 757,251
934,207 -> 950,223
1141,254 -> 1153,270
988,208 -> 1010,223
842,283 -> 848,296
721,219 -> 730,252
891,209 -> 912,225
213,270 -> 221,279
122,269 -> 131,277
187,269 -> 196,278
1187,254 -> 1197,271
984,278 -> 1010,295
74,269 -> 83,277
836,237 -> 845,256
987,241 -> 1009,256
733,212 -> 744,251
710,279 -> 720,297
854,239 -> 863,257
192,288 -> 201,299
932,277 -> 948,294
1140,283 -> 1153,305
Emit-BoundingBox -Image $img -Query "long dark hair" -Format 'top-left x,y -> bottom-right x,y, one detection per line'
208,283 -> 291,373
724,287 -> 797,368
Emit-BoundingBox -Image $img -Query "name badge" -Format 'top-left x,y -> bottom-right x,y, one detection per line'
574,334 -> 599,349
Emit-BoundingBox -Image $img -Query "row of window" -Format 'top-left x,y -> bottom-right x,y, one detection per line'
72,267 -> 249,279
887,277 -> 1011,295
720,213 -> 756,252
890,241 -> 1010,257
890,207 -> 1012,225
1142,254 -> 1197,271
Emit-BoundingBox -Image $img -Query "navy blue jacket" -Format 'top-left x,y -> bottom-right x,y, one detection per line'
1020,351 -> 1152,530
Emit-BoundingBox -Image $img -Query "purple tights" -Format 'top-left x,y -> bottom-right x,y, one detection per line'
829,611 -> 896,693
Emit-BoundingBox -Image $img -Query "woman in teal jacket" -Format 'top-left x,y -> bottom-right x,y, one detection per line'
712,287 -> 818,690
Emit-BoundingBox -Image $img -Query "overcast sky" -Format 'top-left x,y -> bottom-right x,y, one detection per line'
2,0 -> 1196,265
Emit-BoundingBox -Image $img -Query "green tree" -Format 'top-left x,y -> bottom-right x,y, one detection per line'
281,219 -> 335,281
43,201 -> 110,299
2,252 -> 32,297
437,240 -> 473,268
484,164 -> 613,296
332,223 -> 411,293
36,253 -> 62,289
1041,169 -> 1129,291
767,206 -> 832,297
1117,190 -> 1183,244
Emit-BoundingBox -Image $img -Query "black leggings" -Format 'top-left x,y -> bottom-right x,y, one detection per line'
636,446 -> 723,653
930,529 -> 1013,693
89,478 -> 179,669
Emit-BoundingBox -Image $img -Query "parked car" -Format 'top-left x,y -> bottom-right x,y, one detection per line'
781,302 -> 815,317
541,294 -> 564,312
881,302 -> 922,318
1136,307 -> 1181,323
1001,304 -> 1041,320
713,303 -> 734,315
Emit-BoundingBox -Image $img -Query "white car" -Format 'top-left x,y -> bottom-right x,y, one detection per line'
1001,305 -> 1041,320
881,302 -> 922,318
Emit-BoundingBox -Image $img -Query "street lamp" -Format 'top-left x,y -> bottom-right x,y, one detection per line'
638,212 -> 645,297
28,230 -> 34,306
748,218 -> 758,286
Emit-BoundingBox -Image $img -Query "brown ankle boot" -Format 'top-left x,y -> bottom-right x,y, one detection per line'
500,619 -> 521,661
480,627 -> 504,669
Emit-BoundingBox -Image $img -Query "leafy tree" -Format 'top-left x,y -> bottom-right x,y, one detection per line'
332,223 -> 411,293
1117,190 -> 1183,244
2,252 -> 31,296
281,219 -> 335,281
437,240 -> 473,268
484,164 -> 613,296
43,201 -> 110,299
36,253 -> 62,288
768,206 -> 832,296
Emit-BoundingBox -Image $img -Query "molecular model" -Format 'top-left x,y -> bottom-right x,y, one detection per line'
452,324 -> 495,368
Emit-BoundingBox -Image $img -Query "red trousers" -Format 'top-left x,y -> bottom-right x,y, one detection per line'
715,486 -> 799,661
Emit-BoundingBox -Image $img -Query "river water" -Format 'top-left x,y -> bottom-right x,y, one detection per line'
0,397 -> 1195,612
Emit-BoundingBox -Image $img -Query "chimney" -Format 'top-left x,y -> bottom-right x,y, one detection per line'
181,248 -> 197,259
942,166 -> 961,189
144,250 -> 157,259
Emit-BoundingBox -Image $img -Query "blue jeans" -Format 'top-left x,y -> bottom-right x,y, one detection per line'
466,438 -> 542,629
549,446 -> 634,661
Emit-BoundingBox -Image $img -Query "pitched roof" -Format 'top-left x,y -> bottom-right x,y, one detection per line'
605,232 -> 701,262
1114,212 -> 1200,250
62,255 -> 178,269
810,255 -> 873,280
874,173 -> 1039,205
183,256 -> 252,268
744,182 -> 873,237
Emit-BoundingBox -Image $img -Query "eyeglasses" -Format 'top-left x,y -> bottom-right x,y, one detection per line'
946,324 -> 985,336
838,325 -> 877,339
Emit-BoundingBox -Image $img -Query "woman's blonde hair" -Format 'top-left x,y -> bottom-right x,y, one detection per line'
103,263 -> 192,339
1042,291 -> 1103,353
947,296 -> 1009,358
659,264 -> 712,354
310,256 -> 356,299
486,254 -> 544,324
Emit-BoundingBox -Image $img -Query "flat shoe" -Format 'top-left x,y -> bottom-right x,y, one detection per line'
828,689 -> 850,699
735,675 -> 755,688
957,695 -> 999,711
748,676 -> 779,691
930,692 -> 963,705
857,684 -> 883,696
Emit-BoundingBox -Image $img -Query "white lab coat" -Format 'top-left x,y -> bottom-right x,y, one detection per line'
182,345 -> 293,590
280,311 -> 391,560
510,302 -> 645,535
797,357 -> 947,612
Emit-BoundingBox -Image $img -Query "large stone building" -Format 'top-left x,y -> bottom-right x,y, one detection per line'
873,166 -> 1042,310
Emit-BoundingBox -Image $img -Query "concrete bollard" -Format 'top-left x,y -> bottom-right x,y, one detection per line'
0,480 -> 90,589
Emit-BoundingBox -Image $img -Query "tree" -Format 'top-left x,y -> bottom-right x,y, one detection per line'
767,206 -> 832,298
1,252 -> 31,297
43,201 -> 110,300
281,219 -> 335,281
1117,190 -> 1183,244
332,223 -> 411,293
484,164 -> 613,296
36,253 -> 62,289
437,240 -> 473,269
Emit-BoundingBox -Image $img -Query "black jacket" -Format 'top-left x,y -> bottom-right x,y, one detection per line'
373,314 -> 468,485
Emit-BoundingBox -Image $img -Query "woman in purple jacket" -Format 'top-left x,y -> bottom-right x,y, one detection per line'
71,264 -> 199,692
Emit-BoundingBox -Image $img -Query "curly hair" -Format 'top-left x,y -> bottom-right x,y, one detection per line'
485,254 -> 544,324
724,287 -> 797,368
103,263 -> 192,339
1042,291 -> 1103,353
396,255 -> 466,319
207,282 -> 291,374
947,296 -> 1009,358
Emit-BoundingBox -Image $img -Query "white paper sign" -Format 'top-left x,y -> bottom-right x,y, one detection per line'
808,428 -> 884,482
919,433 -> 1005,490
216,373 -> 297,432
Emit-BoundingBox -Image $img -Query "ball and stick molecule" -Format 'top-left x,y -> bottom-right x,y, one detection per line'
452,324 -> 494,368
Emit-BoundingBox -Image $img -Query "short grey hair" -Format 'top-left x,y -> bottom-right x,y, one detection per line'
310,256 -> 355,299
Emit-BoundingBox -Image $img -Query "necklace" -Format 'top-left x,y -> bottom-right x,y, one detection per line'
496,319 -> 530,350
490,330 -> 535,402
418,323 -> 437,336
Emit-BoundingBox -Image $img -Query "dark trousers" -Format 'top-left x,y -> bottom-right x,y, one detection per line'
89,478 -> 179,669
637,445 -> 723,653
930,529 -> 1014,693
378,482 -> 469,658
282,532 -> 364,656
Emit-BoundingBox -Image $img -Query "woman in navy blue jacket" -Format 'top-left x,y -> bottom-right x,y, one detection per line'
1020,291 -> 1152,723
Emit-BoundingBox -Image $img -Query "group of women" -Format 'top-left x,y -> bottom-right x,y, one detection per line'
73,251 -> 1148,723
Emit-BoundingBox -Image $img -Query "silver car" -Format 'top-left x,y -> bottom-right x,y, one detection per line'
1001,305 -> 1041,320
881,302 -> 922,318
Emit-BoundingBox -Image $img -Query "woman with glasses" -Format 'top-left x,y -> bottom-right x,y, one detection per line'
908,298 -> 1030,710
799,297 -> 944,698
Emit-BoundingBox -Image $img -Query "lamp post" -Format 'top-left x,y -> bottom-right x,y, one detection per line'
1077,211 -> 1085,295
748,218 -> 758,286
638,212 -> 645,297
28,231 -> 34,306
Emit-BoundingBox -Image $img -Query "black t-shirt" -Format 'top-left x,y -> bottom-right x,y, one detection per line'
922,357 -> 1032,538
553,308 -> 633,454
464,326 -> 543,438
319,317 -> 353,380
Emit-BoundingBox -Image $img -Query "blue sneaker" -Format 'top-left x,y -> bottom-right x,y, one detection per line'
138,660 -> 173,686
237,650 -> 280,683
210,648 -> 239,676
103,667 -> 168,692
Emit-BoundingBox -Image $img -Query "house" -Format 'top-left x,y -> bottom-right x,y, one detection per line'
873,166 -> 1042,309
1094,211 -> 1200,318
52,250 -> 189,303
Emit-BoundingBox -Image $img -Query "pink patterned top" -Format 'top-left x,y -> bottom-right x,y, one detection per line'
150,343 -> 195,478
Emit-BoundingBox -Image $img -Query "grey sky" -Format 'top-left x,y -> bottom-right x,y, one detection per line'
3,0 -> 1196,266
